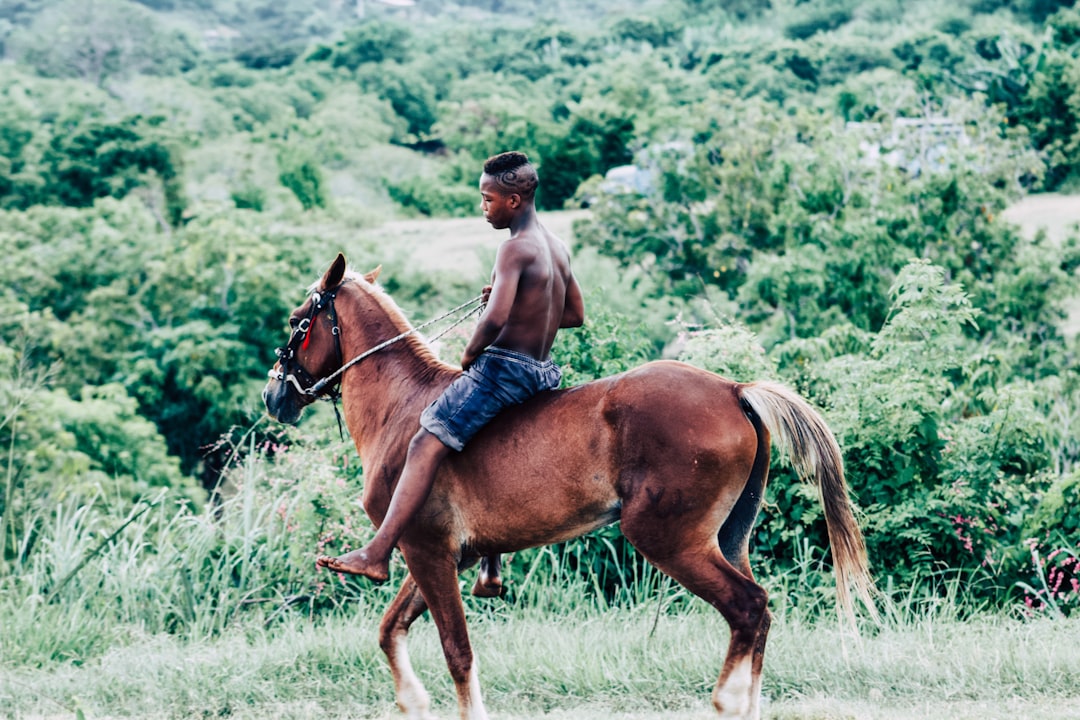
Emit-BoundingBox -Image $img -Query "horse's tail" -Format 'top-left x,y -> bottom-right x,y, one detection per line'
737,380 -> 877,626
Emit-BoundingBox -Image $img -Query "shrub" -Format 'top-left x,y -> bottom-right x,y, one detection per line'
384,175 -> 475,217
327,21 -> 412,70
276,144 -> 328,211
1023,468 -> 1080,544
784,7 -> 853,41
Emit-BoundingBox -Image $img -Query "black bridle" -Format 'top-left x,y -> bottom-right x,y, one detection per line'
271,285 -> 345,400
269,285 -> 347,438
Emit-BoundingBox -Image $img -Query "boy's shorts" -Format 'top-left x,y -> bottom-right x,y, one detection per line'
420,346 -> 562,452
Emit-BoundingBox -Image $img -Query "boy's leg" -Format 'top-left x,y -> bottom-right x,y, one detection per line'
317,429 -> 451,581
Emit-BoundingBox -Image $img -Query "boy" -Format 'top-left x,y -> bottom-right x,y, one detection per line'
317,152 -> 585,590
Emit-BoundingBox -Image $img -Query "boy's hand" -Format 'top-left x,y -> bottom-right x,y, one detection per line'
480,284 -> 492,308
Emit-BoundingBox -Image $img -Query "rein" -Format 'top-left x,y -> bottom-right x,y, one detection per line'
269,284 -> 483,439
270,283 -> 484,417
306,293 -> 484,397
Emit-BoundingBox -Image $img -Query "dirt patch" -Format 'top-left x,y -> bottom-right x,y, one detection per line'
1001,192 -> 1080,245
363,210 -> 589,277
364,196 -> 1080,336
1002,192 -> 1080,337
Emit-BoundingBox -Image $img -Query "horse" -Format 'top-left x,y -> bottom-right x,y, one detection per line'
263,253 -> 875,720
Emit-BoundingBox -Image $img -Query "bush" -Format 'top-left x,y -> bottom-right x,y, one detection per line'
784,7 -> 853,40
327,21 -> 412,70
276,144 -> 328,210
757,261 -> 1058,599
384,175 -> 475,217
1024,468 -> 1080,544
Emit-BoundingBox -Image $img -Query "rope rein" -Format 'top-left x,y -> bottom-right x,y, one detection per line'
306,294 -> 485,396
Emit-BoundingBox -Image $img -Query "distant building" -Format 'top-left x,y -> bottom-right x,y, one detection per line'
849,118 -> 971,176
203,25 -> 241,50
355,0 -> 417,17
602,164 -> 655,196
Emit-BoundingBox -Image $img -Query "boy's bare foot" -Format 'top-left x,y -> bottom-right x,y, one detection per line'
316,547 -> 390,583
471,574 -> 504,598
471,554 -> 504,597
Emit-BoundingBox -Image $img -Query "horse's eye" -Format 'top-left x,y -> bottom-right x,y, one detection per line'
289,317 -> 299,329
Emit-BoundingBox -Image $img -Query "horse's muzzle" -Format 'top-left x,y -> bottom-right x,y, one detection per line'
263,377 -> 304,425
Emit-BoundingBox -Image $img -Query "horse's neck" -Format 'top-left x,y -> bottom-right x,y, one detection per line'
336,288 -> 455,462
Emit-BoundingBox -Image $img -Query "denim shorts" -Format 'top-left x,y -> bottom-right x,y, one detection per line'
420,346 -> 562,452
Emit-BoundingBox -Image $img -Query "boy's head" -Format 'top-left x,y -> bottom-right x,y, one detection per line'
481,151 -> 538,201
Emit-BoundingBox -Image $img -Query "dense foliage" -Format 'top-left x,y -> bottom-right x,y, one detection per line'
1,0 -> 1079,662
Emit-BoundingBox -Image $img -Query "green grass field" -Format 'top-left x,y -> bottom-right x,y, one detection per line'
7,604 -> 1079,719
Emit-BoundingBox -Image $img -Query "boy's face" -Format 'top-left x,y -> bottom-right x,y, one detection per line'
479,174 -> 518,230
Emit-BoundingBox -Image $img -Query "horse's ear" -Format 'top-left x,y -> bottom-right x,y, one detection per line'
364,265 -> 382,284
322,253 -> 347,290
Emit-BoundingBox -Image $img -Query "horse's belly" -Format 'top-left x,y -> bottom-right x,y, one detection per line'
445,462 -> 621,552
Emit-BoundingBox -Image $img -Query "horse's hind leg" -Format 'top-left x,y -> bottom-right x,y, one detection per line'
626,529 -> 769,720
715,527 -> 771,720
716,434 -> 771,719
379,575 -> 436,720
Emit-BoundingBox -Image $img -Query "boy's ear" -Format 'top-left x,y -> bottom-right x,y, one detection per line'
509,193 -> 521,208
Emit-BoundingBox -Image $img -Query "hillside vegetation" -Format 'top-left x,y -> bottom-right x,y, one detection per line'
1,3 -> 1080,701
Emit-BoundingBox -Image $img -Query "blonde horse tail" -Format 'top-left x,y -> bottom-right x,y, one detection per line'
738,380 -> 878,626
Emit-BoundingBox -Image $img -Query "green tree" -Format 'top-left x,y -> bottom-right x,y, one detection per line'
276,144 -> 328,211
361,64 -> 438,139
40,116 -> 186,225
540,98 -> 635,209
9,0 -> 199,86
318,20 -> 413,70
1018,50 -> 1080,189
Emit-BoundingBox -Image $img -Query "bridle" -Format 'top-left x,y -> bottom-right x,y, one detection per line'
268,281 -> 483,435
270,285 -> 346,401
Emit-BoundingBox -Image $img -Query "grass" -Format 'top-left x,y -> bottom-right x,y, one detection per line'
1,453 -> 1076,720
3,414 -> 1080,720
4,603 -> 1079,719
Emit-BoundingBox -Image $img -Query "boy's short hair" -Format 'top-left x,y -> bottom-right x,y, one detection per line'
483,151 -> 539,199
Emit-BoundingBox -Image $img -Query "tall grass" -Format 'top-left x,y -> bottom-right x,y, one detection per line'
2,436 -> 1078,719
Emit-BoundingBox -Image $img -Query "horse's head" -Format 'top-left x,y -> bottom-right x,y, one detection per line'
263,253 -> 380,424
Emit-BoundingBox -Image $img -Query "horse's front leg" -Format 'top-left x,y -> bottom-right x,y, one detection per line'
380,575 -> 437,720
402,545 -> 489,720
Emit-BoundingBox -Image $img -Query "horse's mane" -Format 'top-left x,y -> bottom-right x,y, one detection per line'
323,270 -> 452,370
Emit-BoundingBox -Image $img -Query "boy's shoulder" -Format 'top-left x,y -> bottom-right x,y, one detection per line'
498,231 -> 545,260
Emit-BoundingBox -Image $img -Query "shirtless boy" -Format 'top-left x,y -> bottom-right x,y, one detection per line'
316,151 -> 585,591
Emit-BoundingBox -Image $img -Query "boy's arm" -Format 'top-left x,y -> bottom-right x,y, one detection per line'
560,273 -> 585,328
461,247 -> 524,369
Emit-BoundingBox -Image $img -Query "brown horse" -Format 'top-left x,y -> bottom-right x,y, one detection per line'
263,254 -> 875,720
